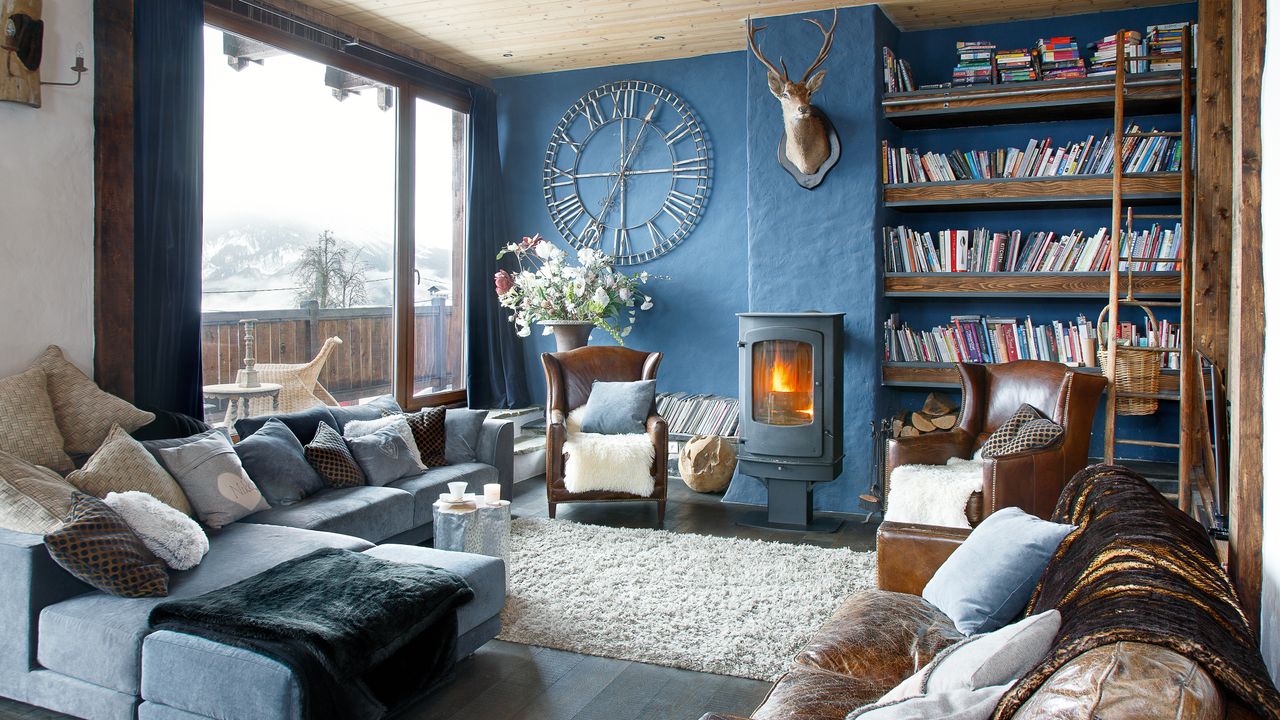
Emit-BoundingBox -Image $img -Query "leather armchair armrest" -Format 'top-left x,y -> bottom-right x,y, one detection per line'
546,409 -> 567,483
982,444 -> 1067,520
876,521 -> 970,596
647,414 -> 668,478
477,419 -> 515,500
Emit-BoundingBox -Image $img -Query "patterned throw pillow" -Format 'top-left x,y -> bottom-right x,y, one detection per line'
0,366 -> 73,473
44,492 -> 169,598
406,407 -> 448,467
34,346 -> 155,455
157,431 -> 269,529
68,425 -> 193,516
304,422 -> 366,488
0,450 -> 77,534
982,405 -> 1062,458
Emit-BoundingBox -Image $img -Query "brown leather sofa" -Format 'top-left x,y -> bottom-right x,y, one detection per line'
542,346 -> 668,524
886,360 -> 1108,524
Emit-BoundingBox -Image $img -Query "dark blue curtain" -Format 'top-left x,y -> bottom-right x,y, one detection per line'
465,87 -> 530,409
133,0 -> 205,418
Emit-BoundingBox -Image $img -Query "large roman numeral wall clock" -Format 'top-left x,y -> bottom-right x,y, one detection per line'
542,80 -> 710,265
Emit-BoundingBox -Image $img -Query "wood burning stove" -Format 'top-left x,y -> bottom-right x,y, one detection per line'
737,312 -> 844,531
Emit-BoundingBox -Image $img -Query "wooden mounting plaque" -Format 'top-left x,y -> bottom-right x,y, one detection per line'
1,0 -> 41,107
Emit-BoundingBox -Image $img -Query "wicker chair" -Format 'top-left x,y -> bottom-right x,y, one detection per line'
242,336 -> 343,417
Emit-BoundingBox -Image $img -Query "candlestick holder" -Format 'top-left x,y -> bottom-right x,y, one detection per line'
237,319 -> 261,388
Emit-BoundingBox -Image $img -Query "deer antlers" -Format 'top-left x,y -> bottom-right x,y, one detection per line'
746,9 -> 839,81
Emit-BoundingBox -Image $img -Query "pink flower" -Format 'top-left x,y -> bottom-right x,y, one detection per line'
520,234 -> 543,250
494,270 -> 514,295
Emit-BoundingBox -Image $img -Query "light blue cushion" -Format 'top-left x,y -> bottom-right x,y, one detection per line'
923,507 -> 1074,635
233,418 -> 326,505
445,409 -> 489,464
345,424 -> 422,486
580,380 -> 655,435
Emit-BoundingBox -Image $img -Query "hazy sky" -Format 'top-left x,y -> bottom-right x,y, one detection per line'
202,25 -> 457,307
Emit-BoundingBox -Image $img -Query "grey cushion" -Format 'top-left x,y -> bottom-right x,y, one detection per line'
346,424 -> 422,487
38,523 -> 372,694
580,380 -> 655,435
140,428 -> 223,465
233,418 -> 326,506
923,507 -> 1075,635
388,463 -> 498,526
239,486 -> 413,543
157,432 -> 269,529
328,395 -> 401,433
445,409 -> 489,465
234,406 -> 338,446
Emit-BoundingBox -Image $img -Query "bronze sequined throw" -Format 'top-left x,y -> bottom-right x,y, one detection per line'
993,464 -> 1280,719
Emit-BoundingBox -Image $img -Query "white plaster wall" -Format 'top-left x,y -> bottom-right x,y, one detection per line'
0,2 -> 94,377
1262,0 -> 1280,685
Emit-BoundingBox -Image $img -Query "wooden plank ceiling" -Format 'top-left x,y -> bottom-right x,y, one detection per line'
286,0 -> 1186,79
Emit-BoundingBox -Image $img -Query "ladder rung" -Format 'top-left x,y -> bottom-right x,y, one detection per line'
1116,390 -> 1180,400
1116,438 -> 1180,448
1124,131 -> 1182,137
1120,256 -> 1182,262
1123,53 -> 1188,61
1116,299 -> 1181,307
1113,345 -> 1180,352
1126,213 -> 1183,219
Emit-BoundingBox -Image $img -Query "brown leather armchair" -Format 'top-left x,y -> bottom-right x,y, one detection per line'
885,360 -> 1108,524
542,346 -> 668,525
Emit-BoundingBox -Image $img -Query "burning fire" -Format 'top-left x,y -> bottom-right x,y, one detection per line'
768,347 -> 813,418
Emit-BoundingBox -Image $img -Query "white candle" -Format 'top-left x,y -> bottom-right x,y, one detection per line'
484,483 -> 502,505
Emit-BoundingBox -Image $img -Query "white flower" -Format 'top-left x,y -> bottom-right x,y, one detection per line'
516,326 -> 531,337
577,247 -> 599,265
619,287 -> 632,301
534,241 -> 555,259
592,287 -> 610,305
622,326 -> 632,337
640,296 -> 653,310
640,272 -> 650,283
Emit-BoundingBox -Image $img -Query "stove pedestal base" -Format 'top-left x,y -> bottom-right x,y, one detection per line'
734,476 -> 844,533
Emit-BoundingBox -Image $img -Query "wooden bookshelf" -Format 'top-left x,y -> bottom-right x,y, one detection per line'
883,272 -> 1181,298
882,362 -> 1181,395
883,173 -> 1181,211
882,71 -> 1188,129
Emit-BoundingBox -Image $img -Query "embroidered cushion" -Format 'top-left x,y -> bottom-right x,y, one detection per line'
344,414 -> 425,468
346,422 -> 423,486
103,491 -> 209,570
981,404 -> 1044,458
34,345 -> 155,455
0,450 -> 77,534
157,431 -> 269,528
304,422 -> 366,488
406,407 -> 448,467
68,425 -> 193,516
0,366 -> 73,473
44,492 -> 169,598
328,394 -> 401,433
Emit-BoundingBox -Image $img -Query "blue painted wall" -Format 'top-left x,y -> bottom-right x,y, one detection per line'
494,52 -> 750,402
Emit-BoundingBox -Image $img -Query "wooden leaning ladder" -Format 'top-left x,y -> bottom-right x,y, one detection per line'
1101,27 -> 1200,513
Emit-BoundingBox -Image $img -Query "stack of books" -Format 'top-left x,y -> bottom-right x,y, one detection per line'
655,393 -> 740,437
884,314 -> 1100,367
1118,223 -> 1184,271
881,124 -> 1186,183
1088,30 -> 1145,76
1036,37 -> 1087,80
995,47 -> 1037,83
1147,23 -> 1195,71
953,41 -> 996,86
882,47 -> 917,92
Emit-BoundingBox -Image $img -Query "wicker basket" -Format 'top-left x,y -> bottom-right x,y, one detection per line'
1097,305 -> 1161,416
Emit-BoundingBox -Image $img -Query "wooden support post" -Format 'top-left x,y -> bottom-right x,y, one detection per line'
1194,0 -> 1234,368
1103,31 -> 1127,464
1178,26 -> 1195,513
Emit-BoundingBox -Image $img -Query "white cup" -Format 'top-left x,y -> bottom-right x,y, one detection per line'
447,482 -> 468,499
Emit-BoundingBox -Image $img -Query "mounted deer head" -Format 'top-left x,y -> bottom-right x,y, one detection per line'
748,10 -> 839,178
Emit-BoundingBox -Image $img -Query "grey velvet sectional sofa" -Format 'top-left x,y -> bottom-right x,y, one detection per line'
0,418 -> 515,720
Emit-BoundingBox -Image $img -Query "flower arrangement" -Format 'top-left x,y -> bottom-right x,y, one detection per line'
495,234 -> 655,344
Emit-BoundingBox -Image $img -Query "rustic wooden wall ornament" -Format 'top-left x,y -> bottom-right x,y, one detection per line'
747,9 -> 841,189
1,0 -> 42,107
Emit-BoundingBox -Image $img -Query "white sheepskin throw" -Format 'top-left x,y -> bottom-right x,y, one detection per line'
103,491 -> 209,570
883,457 -> 984,529
562,407 -> 656,496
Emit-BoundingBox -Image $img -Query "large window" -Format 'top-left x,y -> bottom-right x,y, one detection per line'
200,20 -> 467,425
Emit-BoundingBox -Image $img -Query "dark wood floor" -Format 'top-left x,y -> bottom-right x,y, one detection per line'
0,478 -> 879,720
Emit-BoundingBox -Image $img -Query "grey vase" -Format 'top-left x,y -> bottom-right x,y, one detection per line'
540,321 -> 594,352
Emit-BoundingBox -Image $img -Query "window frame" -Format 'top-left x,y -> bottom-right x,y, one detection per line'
203,6 -> 470,410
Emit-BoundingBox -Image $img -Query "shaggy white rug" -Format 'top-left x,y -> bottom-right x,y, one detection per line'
497,518 -> 877,680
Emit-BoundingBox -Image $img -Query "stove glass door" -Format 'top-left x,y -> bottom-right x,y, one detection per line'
751,340 -> 814,426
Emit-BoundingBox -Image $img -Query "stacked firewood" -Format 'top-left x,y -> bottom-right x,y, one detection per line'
891,393 -> 960,438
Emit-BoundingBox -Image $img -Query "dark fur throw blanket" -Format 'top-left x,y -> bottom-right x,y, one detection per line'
151,548 -> 473,720
993,465 -> 1280,719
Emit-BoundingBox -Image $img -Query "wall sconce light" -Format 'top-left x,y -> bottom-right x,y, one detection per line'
40,42 -> 87,87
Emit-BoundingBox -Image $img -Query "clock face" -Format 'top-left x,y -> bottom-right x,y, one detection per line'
543,80 -> 710,265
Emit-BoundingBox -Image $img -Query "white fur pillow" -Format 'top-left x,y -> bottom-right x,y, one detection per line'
562,407 -> 655,496
343,415 -> 425,469
103,491 -> 209,570
884,457 -> 984,528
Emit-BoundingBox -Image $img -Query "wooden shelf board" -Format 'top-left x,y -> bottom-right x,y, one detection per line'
883,272 -> 1181,298
883,173 -> 1181,211
882,362 -> 1181,393
882,72 -> 1189,130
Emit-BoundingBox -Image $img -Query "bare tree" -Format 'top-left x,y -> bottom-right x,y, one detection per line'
293,230 -> 369,308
